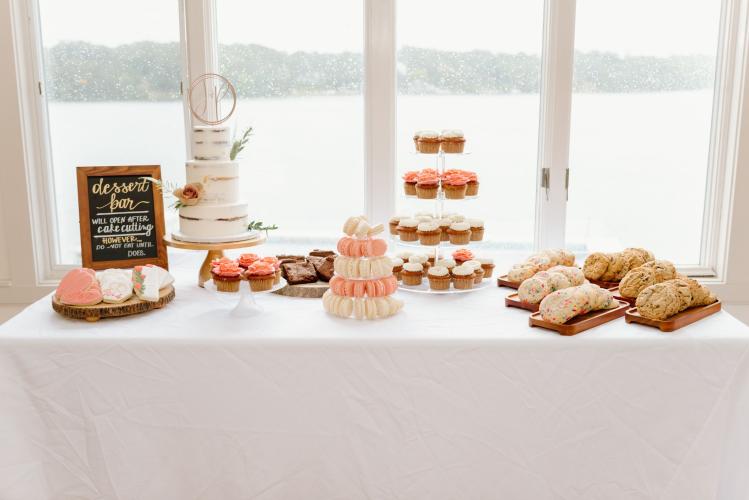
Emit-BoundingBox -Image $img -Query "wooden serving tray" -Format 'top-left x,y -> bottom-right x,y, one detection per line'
497,275 -> 521,289
273,281 -> 329,298
611,288 -> 637,307
52,285 -> 175,322
625,300 -> 721,332
590,278 -> 620,289
529,300 -> 629,336
505,293 -> 539,312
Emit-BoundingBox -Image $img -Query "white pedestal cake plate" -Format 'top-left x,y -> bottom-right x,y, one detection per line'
204,278 -> 287,317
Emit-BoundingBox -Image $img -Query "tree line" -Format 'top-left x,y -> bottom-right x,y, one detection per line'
43,41 -> 715,101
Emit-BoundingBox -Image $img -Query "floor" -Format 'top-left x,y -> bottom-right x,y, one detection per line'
2,302 -> 749,326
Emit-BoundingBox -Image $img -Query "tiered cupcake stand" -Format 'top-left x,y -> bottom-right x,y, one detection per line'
163,232 -> 284,317
394,150 -> 491,295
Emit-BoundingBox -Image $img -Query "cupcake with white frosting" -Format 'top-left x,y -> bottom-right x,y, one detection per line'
401,262 -> 424,286
464,259 -> 485,284
447,222 -> 472,245
391,257 -> 404,280
452,264 -> 474,289
478,258 -> 495,278
397,218 -> 419,242
468,219 -> 484,241
417,221 -> 441,246
440,129 -> 465,154
437,218 -> 452,241
408,254 -> 430,273
417,130 -> 441,154
427,266 -> 451,290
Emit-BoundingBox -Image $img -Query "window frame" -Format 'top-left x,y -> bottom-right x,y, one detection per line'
10,0 -> 747,287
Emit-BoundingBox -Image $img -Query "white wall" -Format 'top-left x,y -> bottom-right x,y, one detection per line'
0,0 -> 747,305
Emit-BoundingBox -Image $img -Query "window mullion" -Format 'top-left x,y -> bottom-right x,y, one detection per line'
535,0 -> 576,250
364,0 -> 396,224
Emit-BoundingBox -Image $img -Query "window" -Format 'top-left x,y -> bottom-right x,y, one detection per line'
396,0 -> 544,259
216,0 -> 364,240
566,0 -> 722,265
37,0 -> 184,265
17,0 -> 740,281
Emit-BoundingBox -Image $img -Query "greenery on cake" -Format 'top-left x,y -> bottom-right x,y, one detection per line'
248,220 -> 278,236
230,126 -> 253,161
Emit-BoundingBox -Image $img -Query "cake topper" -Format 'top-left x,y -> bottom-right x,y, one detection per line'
188,73 -> 237,125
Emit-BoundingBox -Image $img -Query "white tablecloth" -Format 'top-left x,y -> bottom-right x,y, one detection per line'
2,253 -> 749,500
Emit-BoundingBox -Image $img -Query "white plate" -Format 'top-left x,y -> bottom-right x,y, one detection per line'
171,230 -> 260,244
398,278 -> 493,295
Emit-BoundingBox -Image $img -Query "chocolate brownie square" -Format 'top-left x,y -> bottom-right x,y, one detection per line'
281,261 -> 318,285
313,256 -> 335,282
309,249 -> 336,258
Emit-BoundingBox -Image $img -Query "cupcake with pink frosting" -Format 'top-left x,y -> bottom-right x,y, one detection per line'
245,261 -> 276,292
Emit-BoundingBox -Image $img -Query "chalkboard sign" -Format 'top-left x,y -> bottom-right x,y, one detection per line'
76,165 -> 168,270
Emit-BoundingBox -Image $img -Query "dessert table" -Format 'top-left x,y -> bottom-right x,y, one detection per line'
2,251 -> 749,500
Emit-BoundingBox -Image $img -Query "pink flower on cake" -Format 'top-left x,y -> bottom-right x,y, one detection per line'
172,182 -> 204,207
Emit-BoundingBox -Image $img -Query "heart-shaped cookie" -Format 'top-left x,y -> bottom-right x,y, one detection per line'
56,268 -> 103,306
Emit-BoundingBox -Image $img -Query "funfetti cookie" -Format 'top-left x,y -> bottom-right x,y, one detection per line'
133,266 -> 165,302
97,269 -> 134,304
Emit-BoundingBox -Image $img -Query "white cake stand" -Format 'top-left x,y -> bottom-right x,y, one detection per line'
204,278 -> 286,317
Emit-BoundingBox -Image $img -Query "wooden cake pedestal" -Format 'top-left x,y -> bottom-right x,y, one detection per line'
163,233 -> 267,287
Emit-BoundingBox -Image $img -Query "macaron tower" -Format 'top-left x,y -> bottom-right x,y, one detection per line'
323,216 -> 404,320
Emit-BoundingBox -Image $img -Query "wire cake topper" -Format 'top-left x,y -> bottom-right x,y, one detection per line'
188,73 -> 237,125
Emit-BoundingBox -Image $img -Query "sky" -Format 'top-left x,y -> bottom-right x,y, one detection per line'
39,0 -> 721,57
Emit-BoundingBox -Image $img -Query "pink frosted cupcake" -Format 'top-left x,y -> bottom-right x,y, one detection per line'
261,256 -> 282,284
402,171 -> 419,196
245,261 -> 275,292
211,259 -> 243,292
416,171 -> 440,199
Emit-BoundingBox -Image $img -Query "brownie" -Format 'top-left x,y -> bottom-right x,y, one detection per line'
309,249 -> 336,258
281,261 -> 318,285
313,256 -> 335,282
276,255 -> 306,261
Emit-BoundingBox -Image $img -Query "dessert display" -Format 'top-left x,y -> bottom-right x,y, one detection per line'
322,216 -> 404,320
52,266 -> 175,321
172,124 -> 254,243
634,278 -> 717,321
402,169 -> 479,199
538,283 -> 619,325
582,248 -> 654,283
393,212 -> 484,247
501,249 -> 576,287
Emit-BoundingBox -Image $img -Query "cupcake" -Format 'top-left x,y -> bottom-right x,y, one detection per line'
415,215 -> 434,223
413,131 -> 423,151
389,215 -> 407,235
442,173 -> 468,199
467,219 -> 484,241
401,262 -> 424,286
452,264 -> 474,289
464,260 -> 485,284
417,221 -> 441,246
402,171 -> 418,196
211,259 -> 243,292
391,257 -> 404,280
465,171 -> 479,196
409,254 -> 430,273
427,266 -> 451,290
238,253 -> 260,270
479,258 -> 495,278
452,249 -> 475,265
440,129 -> 465,153
417,130 -> 440,154
448,214 -> 465,223
245,261 -> 275,292
261,256 -> 281,284
446,222 -> 472,245
396,251 -> 413,262
397,218 -> 419,241
416,171 -> 440,199
436,218 -> 452,241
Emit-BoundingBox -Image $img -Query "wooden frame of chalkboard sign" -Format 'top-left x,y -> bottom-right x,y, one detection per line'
76,165 -> 168,270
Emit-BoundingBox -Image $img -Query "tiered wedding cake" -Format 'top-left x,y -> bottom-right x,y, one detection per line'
174,125 -> 253,243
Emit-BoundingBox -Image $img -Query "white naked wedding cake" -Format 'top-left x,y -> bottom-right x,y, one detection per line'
172,125 -> 254,243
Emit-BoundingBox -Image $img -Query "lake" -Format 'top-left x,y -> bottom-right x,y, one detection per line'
47,91 -> 712,266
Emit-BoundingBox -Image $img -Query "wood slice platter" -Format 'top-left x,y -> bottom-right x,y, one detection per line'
589,278 -> 620,289
529,300 -> 629,336
273,281 -> 329,298
504,292 -> 539,312
497,275 -> 521,289
611,288 -> 637,307
52,285 -> 175,322
625,301 -> 721,332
